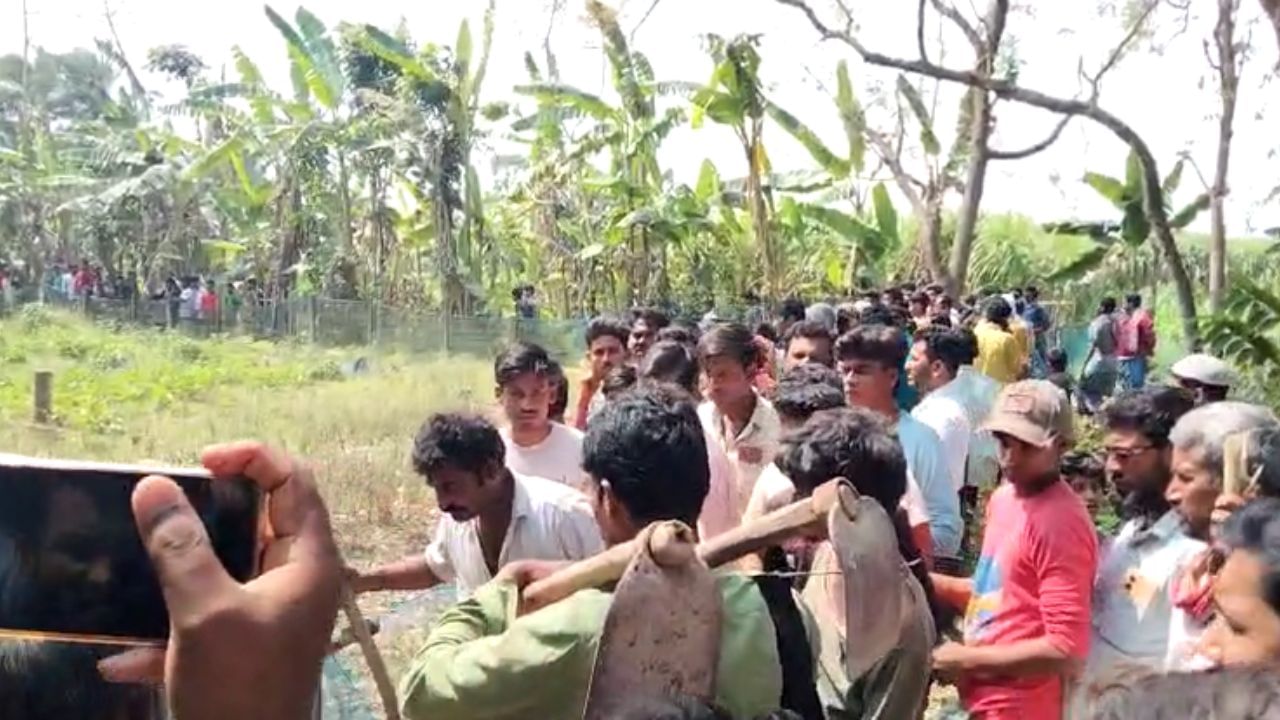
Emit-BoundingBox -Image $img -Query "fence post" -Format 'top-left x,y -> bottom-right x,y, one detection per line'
34,370 -> 53,424
442,309 -> 453,355
310,295 -> 320,343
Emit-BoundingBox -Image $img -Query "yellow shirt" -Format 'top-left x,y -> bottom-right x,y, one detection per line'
974,320 -> 1022,384
1010,318 -> 1032,365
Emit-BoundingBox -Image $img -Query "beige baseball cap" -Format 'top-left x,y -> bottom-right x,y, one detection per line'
983,380 -> 1075,448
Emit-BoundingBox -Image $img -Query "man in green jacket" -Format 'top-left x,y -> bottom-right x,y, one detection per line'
398,384 -> 795,720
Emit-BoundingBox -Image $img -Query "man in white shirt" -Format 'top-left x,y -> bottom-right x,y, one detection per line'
350,413 -> 603,600
494,342 -> 585,489
836,324 -> 962,562
1074,387 -> 1200,712
696,323 -> 782,516
905,327 -> 973,495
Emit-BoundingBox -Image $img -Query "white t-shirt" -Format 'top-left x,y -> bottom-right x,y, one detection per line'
911,385 -> 972,493
742,461 -> 929,530
895,413 -> 963,558
698,396 -> 782,516
423,472 -> 605,600
501,423 -> 584,490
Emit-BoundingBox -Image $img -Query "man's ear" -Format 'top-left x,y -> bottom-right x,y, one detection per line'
494,384 -> 503,400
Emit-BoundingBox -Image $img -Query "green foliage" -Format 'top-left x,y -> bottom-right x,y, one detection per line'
0,311 -> 341,432
1201,279 -> 1280,405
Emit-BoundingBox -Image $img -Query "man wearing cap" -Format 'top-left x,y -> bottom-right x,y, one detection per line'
1170,353 -> 1234,406
930,381 -> 1098,720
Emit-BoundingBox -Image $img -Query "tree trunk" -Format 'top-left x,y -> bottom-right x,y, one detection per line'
1210,0 -> 1241,313
948,0 -> 1007,298
746,134 -> 775,300
918,189 -> 947,286
1261,0 -> 1280,57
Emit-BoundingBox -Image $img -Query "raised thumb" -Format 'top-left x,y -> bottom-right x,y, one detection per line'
132,475 -> 237,625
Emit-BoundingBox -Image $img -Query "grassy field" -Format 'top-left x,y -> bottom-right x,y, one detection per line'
0,308 -> 498,705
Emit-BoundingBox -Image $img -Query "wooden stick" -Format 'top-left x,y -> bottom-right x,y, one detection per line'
340,584 -> 401,720
522,480 -> 844,612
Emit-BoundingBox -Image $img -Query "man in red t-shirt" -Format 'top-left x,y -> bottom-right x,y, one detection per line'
1115,293 -> 1156,390
930,380 -> 1098,719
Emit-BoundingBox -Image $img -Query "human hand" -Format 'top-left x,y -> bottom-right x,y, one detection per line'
344,565 -> 378,595
98,442 -> 342,720
931,641 -> 974,684
497,559 -> 573,615
1211,492 -> 1246,534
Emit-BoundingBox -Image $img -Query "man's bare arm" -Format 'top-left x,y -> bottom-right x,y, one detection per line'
353,556 -> 442,593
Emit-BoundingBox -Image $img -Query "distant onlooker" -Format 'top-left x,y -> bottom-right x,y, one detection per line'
1022,286 -> 1052,350
1116,293 -> 1156,390
1046,348 -> 1075,405
494,343 -> 585,489
837,324 -> 960,562
781,320 -> 834,370
1062,451 -> 1106,521
698,323 -> 782,516
656,323 -> 700,347
1170,353 -> 1235,406
628,307 -> 670,360
639,344 -> 739,539
973,297 -> 1022,384
572,316 -> 631,430
778,297 -> 807,338
1079,297 -> 1120,414
546,360 -> 569,425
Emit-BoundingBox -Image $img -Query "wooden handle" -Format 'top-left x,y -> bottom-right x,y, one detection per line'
522,480 -> 844,612
340,584 -> 401,720
698,480 -> 842,568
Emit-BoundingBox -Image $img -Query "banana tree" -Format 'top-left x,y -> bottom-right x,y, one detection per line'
353,2 -> 496,314
1042,152 -> 1208,318
1201,278 -> 1280,405
692,35 -> 781,299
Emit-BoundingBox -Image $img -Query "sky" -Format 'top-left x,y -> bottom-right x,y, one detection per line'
4,0 -> 1277,236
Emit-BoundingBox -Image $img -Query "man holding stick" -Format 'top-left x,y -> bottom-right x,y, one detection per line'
397,386 -> 792,720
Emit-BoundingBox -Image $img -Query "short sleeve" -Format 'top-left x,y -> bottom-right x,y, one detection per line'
424,519 -> 456,583
555,499 -> 606,560
901,473 -> 929,529
1028,500 -> 1099,659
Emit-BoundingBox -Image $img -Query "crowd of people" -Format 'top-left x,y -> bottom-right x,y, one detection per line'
10,284 -> 1280,720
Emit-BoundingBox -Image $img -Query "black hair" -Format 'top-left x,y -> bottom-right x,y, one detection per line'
412,413 -> 505,477
857,304 -> 898,328
1047,347 -> 1069,373
773,364 -> 846,423
657,324 -> 699,347
1101,386 -> 1196,448
782,320 -> 833,353
586,315 -> 631,348
1090,665 -> 1280,720
882,288 -> 906,307
780,297 -> 807,323
1125,293 -> 1142,308
835,324 -> 906,368
925,283 -> 944,295
908,291 -> 929,307
546,360 -> 569,423
1026,285 -> 1040,300
755,322 -> 780,344
632,307 -> 671,330
983,297 -> 1013,324
913,327 -> 975,377
1224,498 -> 1280,620
835,303 -> 860,335
493,341 -> 551,387
640,340 -> 699,393
1061,451 -> 1106,489
1099,297 -> 1118,315
696,323 -> 758,369
582,384 -> 710,527
776,407 -> 946,629
1253,424 -> 1280,499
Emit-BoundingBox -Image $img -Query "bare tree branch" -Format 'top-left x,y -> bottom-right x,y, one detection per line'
629,0 -> 663,42
775,0 -> 1202,345
917,0 -> 932,65
988,114 -> 1073,160
929,0 -> 983,50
